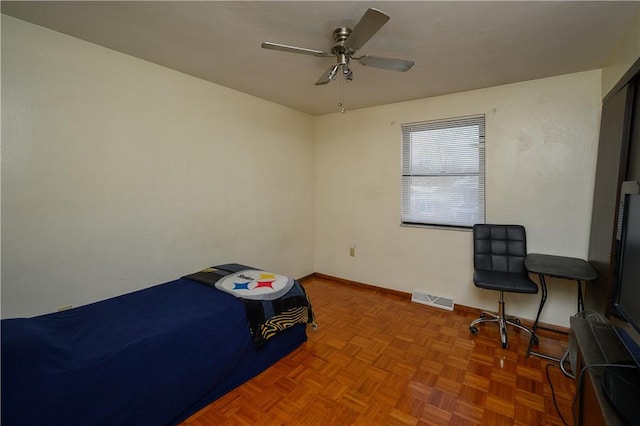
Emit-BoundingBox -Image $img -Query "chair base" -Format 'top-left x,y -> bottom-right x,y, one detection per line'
469,293 -> 538,349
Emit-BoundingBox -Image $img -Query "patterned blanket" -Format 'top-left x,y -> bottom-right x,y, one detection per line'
183,264 -> 315,347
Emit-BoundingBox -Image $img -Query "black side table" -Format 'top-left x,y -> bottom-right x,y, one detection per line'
524,253 -> 598,360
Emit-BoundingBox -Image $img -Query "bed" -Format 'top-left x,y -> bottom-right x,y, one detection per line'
1,263 -> 313,426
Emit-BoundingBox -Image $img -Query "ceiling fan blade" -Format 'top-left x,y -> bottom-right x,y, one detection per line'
315,64 -> 340,85
357,55 -> 414,72
344,8 -> 390,51
261,42 -> 333,58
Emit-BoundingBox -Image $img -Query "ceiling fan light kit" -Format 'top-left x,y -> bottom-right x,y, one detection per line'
261,8 -> 414,112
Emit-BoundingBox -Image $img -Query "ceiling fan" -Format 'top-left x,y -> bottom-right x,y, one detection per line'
261,8 -> 414,86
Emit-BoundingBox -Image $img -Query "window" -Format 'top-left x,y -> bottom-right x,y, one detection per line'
401,115 -> 485,228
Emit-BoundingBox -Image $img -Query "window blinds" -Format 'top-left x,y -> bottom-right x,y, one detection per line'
401,115 -> 485,228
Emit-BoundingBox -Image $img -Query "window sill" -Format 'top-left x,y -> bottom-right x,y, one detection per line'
400,223 -> 473,232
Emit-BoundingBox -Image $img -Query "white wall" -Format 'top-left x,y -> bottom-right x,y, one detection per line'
1,16 -> 315,318
314,71 -> 602,327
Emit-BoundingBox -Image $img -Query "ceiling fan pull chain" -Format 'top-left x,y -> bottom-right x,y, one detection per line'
338,71 -> 346,113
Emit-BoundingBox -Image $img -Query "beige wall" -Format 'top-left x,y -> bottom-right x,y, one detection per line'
1,16 -> 315,318
0,14 -> 613,328
313,71 -> 602,327
601,3 -> 640,98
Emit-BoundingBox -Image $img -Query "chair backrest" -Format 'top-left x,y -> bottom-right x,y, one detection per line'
473,224 -> 528,274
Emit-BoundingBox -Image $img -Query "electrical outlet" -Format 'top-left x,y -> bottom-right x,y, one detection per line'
349,246 -> 355,257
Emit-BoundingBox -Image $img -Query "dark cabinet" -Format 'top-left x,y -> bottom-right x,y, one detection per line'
571,316 -> 632,426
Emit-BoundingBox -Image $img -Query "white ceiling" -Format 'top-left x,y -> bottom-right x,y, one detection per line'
2,1 -> 637,115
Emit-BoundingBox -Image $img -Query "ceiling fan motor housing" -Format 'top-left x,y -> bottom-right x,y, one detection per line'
331,27 -> 352,55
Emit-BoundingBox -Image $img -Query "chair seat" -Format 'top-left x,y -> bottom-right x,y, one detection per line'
473,270 -> 538,294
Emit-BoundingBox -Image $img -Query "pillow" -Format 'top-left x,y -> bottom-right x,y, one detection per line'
214,270 -> 294,301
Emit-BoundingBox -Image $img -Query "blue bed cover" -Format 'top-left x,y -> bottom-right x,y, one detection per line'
1,275 -> 307,425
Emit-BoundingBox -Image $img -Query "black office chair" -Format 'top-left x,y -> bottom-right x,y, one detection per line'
469,224 -> 539,349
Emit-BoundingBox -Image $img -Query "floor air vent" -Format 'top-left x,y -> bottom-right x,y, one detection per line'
411,289 -> 454,311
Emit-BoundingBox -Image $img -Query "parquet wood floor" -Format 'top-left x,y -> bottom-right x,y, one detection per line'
182,276 -> 576,425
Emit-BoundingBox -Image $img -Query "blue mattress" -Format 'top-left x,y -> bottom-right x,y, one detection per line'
1,275 -> 308,425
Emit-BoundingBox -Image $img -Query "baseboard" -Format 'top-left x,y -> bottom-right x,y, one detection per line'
307,272 -> 570,336
297,273 -> 316,282
310,272 -> 411,299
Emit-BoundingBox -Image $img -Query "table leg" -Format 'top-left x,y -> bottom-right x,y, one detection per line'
526,273 -> 548,357
577,279 -> 584,313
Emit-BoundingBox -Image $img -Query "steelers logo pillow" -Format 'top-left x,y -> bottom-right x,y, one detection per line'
214,270 -> 294,300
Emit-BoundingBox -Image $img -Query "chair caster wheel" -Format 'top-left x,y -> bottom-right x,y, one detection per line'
531,335 -> 539,346
514,318 -> 521,325
469,326 -> 479,335
502,342 -> 508,349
